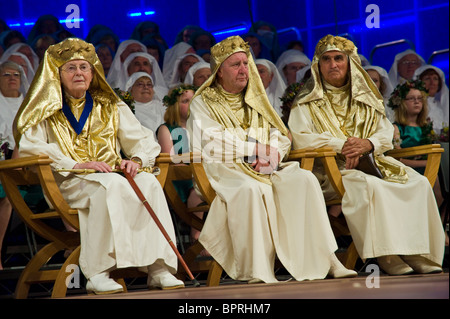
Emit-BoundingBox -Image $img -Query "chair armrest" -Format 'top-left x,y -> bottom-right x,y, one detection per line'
0,154 -> 53,171
385,144 -> 444,158
385,144 -> 444,186
287,148 -> 319,171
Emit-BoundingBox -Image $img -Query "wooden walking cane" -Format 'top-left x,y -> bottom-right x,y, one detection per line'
122,169 -> 201,287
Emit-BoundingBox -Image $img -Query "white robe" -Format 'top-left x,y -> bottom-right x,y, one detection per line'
187,95 -> 339,283
0,93 -> 23,150
289,103 -> 445,265
134,99 -> 166,138
18,102 -> 178,279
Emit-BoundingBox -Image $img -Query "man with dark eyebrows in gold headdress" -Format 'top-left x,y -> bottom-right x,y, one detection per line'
289,35 -> 445,276
187,35 -> 356,284
13,38 -> 184,294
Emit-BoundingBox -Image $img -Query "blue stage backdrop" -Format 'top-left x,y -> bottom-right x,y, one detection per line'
1,0 -> 448,82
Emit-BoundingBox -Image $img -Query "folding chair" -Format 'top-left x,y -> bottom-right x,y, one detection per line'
0,153 -> 171,298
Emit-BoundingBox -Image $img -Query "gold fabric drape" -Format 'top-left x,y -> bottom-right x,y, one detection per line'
13,38 -> 123,168
191,36 -> 289,184
293,35 -> 408,183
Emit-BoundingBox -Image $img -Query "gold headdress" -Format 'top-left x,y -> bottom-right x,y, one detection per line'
313,35 -> 357,60
14,38 -> 118,145
192,36 -> 288,137
295,34 -> 384,113
210,36 -> 251,74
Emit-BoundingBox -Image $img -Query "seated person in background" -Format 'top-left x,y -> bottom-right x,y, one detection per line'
364,65 -> 395,122
0,52 -> 35,86
123,52 -> 168,101
85,25 -> 120,53
188,30 -> 216,52
389,80 -> 447,245
31,34 -> 57,63
187,35 -> 356,284
13,38 -> 184,294
289,35 -> 445,276
388,49 -> 425,88
243,32 -> 273,61
255,58 -> 286,118
167,53 -> 203,88
1,60 -> 27,271
275,49 -> 311,85
106,39 -> 146,86
2,43 -> 39,72
95,43 -> 114,76
156,84 -> 209,255
184,61 -> 211,87
126,72 -> 166,137
163,42 -> 196,85
173,25 -> 203,46
413,65 -> 449,132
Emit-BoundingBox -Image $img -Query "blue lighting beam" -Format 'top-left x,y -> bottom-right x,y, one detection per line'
128,10 -> 155,17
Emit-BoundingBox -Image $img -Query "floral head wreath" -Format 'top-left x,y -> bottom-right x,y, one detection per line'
387,80 -> 428,110
280,81 -> 305,106
162,84 -> 197,107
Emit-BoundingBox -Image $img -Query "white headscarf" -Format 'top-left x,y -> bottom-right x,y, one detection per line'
388,49 -> 425,88
106,39 -> 146,88
162,42 -> 194,85
167,53 -> 204,88
275,49 -> 311,85
125,72 -> 165,138
1,42 -> 40,72
184,61 -> 210,85
122,52 -> 168,101
0,52 -> 34,87
0,61 -> 26,149
296,65 -> 311,83
255,58 -> 286,117
359,54 -> 370,66
413,64 -> 449,129
364,65 -> 395,122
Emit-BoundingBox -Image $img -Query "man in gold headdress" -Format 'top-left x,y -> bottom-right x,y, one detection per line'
187,35 -> 356,283
13,38 -> 184,294
289,35 -> 445,275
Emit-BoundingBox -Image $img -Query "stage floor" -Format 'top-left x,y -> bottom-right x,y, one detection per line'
64,272 -> 448,300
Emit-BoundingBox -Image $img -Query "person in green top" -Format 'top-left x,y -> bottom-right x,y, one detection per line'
156,84 -> 209,255
389,80 -> 447,246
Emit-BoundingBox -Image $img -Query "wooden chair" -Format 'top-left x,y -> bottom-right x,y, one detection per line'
289,144 -> 445,270
0,153 -> 171,298
161,152 -> 221,286
164,150 -> 320,286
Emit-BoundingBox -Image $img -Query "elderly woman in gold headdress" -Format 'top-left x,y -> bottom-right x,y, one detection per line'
289,35 -> 445,276
13,38 -> 184,294
187,35 -> 356,284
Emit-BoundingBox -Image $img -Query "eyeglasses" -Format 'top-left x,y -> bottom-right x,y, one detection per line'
61,64 -> 91,74
405,96 -> 423,102
1,72 -> 21,78
400,60 -> 421,66
135,82 -> 153,89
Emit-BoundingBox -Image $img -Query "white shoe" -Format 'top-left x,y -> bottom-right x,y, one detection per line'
328,254 -> 358,278
377,255 -> 414,276
401,255 -> 443,274
148,272 -> 185,290
86,272 -> 124,295
147,261 -> 185,290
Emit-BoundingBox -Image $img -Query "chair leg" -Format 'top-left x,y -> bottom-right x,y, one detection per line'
15,241 -> 64,299
206,260 -> 222,287
342,242 -> 359,270
51,245 -> 81,298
